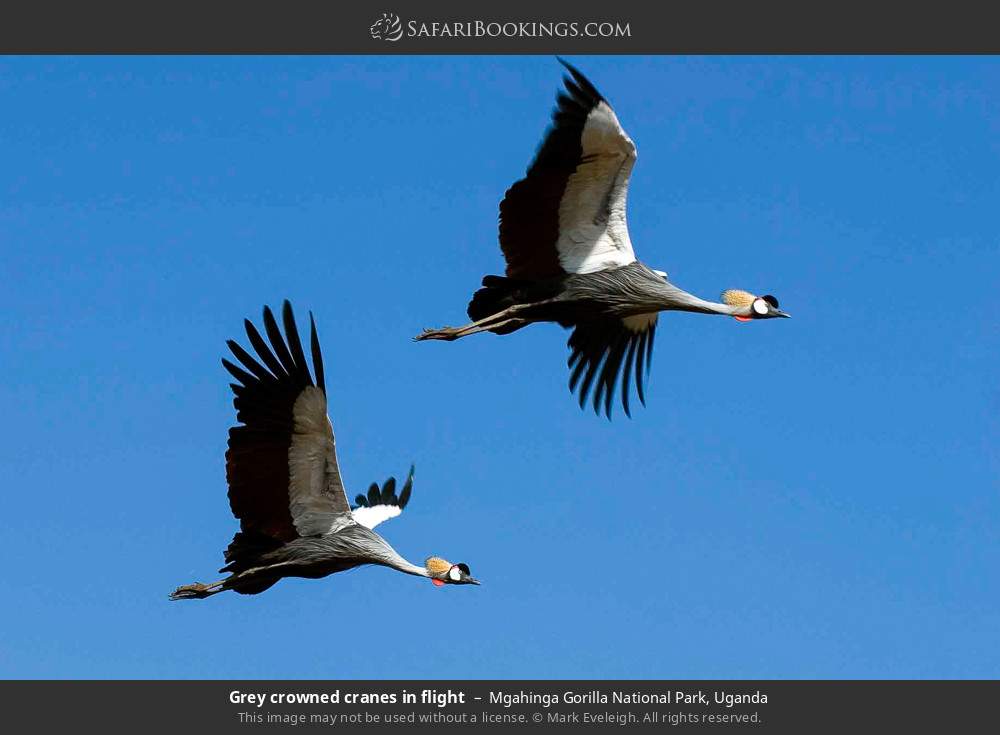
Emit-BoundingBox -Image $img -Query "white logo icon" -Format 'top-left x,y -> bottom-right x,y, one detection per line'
370,13 -> 403,42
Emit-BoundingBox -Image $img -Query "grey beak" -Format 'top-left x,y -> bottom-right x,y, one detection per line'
775,309 -> 791,318
466,576 -> 481,586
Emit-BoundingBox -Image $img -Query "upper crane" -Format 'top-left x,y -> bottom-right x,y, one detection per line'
417,60 -> 789,418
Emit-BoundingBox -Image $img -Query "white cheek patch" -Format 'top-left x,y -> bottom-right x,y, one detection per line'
448,566 -> 462,582
753,299 -> 769,316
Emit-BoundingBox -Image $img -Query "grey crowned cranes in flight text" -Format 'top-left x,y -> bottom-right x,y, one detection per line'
417,60 -> 789,418
170,301 -> 479,600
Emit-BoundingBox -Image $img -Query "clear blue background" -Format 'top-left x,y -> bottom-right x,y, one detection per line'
1,56 -> 997,679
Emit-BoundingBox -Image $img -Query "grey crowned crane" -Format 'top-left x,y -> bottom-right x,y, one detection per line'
417,60 -> 790,418
170,301 -> 479,600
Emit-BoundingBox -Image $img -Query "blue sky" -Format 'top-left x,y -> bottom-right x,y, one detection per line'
0,56 -> 997,679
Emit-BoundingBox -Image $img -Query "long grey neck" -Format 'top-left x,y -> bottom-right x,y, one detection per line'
655,280 -> 739,316
595,263 -> 739,317
374,541 -> 429,578
344,524 -> 429,577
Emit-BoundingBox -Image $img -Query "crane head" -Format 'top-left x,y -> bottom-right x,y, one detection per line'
425,557 -> 480,586
721,290 -> 790,321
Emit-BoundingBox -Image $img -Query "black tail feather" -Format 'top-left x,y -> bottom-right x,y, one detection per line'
467,275 -> 528,335
221,531 -> 283,573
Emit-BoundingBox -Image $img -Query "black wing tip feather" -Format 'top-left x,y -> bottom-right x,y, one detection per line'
555,57 -> 605,104
221,357 -> 254,387
280,300 -> 312,386
224,300 -> 326,398
566,321 -> 656,420
308,311 -> 325,394
351,466 -> 415,511
398,465 -> 414,509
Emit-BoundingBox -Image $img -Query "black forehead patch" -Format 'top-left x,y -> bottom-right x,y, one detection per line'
762,294 -> 780,308
456,563 -> 471,575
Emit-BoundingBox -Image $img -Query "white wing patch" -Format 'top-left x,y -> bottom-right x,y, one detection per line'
288,386 -> 353,536
556,101 -> 638,274
351,504 -> 402,530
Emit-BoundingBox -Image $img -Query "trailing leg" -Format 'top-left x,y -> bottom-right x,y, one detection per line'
415,305 -> 529,341
169,579 -> 226,600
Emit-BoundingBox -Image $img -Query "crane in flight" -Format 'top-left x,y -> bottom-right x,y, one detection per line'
417,60 -> 789,418
171,301 -> 479,599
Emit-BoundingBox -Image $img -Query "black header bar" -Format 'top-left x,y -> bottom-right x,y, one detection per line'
2,0 -> 999,53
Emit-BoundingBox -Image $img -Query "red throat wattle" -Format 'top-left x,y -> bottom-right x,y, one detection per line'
431,578 -> 445,587
734,316 -> 752,322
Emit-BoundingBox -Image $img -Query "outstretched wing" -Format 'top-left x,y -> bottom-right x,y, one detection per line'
567,313 -> 657,419
222,301 -> 353,562
498,59 -> 638,279
351,466 -> 414,530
